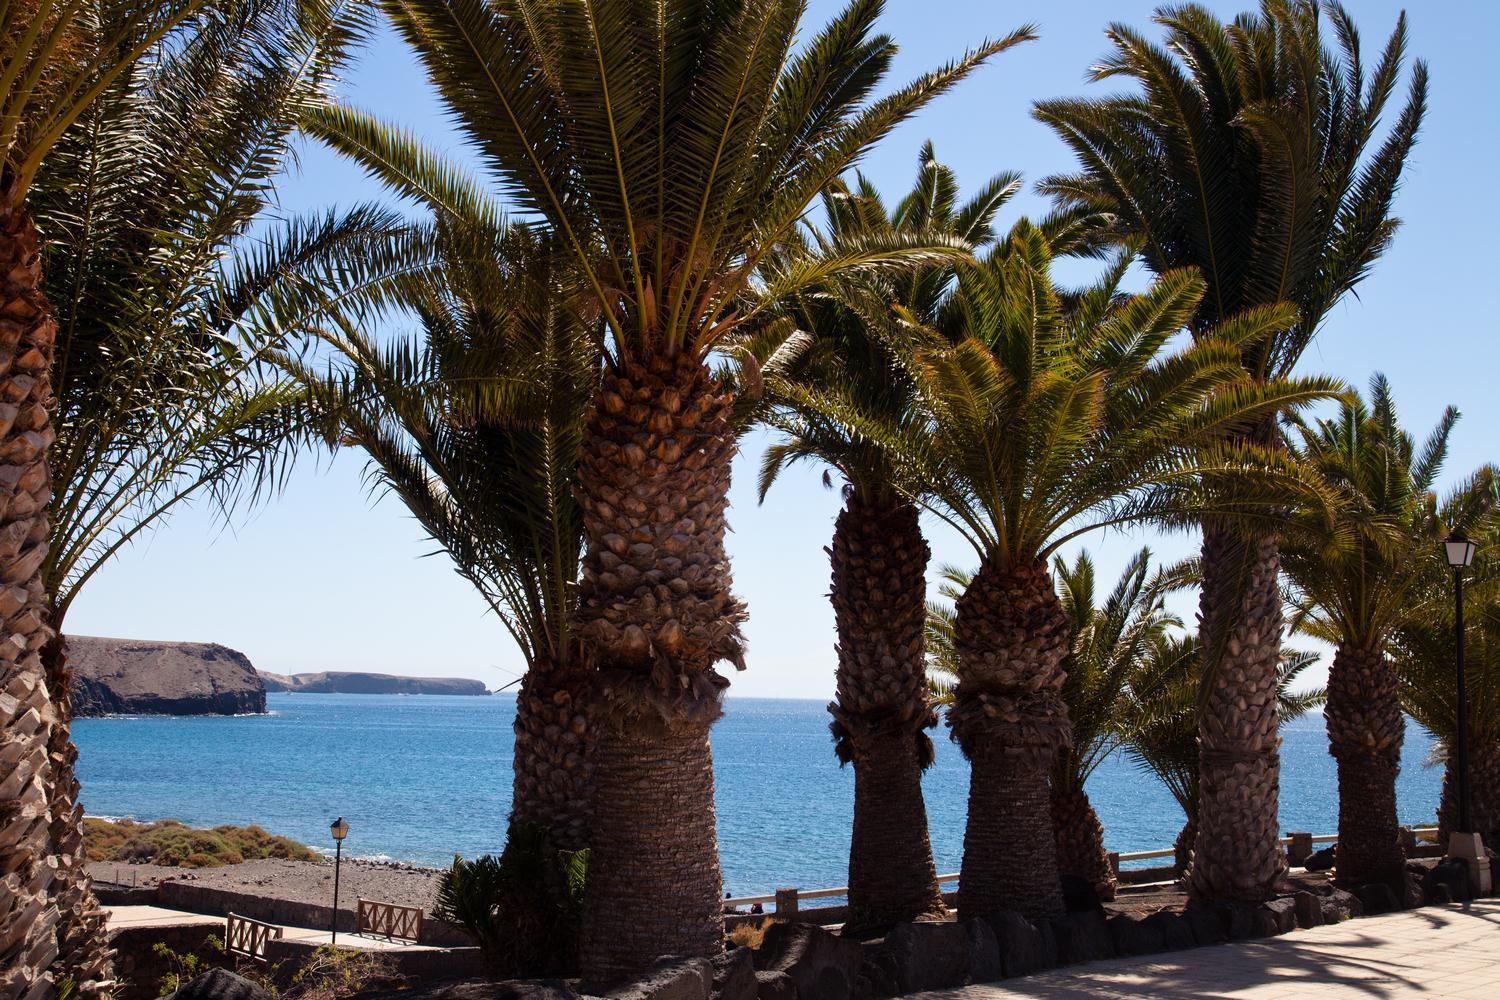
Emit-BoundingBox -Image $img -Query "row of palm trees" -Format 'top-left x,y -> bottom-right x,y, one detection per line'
1,0 -> 1494,997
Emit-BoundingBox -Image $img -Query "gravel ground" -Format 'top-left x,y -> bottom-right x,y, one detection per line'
87,857 -> 445,913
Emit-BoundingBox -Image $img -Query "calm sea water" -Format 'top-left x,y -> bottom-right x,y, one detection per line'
73,694 -> 1443,896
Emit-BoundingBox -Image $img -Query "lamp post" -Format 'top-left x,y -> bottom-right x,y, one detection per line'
330,817 -> 349,944
1444,531 -> 1477,836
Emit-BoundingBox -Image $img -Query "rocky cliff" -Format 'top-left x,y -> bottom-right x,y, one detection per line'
68,636 -> 267,717
256,671 -> 490,696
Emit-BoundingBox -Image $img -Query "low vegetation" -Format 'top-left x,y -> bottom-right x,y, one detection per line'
85,818 -> 316,868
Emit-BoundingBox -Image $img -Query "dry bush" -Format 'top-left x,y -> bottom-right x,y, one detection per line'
726,919 -> 772,950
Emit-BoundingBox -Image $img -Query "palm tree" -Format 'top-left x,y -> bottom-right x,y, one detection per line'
29,5 -> 373,989
1035,0 -> 1429,904
756,144 -> 1016,931
821,222 -> 1331,919
1123,632 -> 1325,871
1,2 -> 264,993
1282,377 -> 1496,892
375,0 -> 1030,977
927,550 -> 1178,900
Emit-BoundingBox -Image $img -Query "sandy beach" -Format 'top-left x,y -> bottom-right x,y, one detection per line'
88,857 -> 445,914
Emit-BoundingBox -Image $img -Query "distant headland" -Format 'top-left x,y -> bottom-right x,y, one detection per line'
258,670 -> 490,696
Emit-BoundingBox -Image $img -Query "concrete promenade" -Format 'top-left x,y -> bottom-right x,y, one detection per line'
104,905 -> 441,951
911,900 -> 1500,998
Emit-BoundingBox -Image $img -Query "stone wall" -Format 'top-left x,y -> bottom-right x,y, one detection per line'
109,920 -> 225,1000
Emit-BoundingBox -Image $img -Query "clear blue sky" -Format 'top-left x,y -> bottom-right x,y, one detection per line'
68,1 -> 1500,698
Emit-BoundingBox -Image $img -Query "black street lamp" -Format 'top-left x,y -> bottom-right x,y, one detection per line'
330,817 -> 350,944
1444,530 -> 1477,836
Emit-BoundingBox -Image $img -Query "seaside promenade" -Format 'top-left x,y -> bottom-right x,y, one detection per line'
912,900 -> 1500,998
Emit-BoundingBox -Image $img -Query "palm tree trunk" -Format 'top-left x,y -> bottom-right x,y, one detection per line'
949,556 -> 1071,921
510,658 -> 595,853
1050,785 -> 1114,899
829,497 -> 944,932
1438,740 -> 1500,851
42,634 -> 114,997
1189,525 -> 1287,904
1326,642 -> 1405,892
0,174 -> 64,1000
571,355 -> 744,983
1174,817 -> 1197,874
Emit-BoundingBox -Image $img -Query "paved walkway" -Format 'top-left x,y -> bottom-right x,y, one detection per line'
104,906 -> 440,951
913,901 -> 1500,999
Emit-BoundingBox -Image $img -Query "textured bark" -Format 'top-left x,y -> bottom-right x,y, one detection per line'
509,657 -> 595,853
1050,786 -> 1114,899
572,355 -> 743,982
949,556 -> 1071,921
0,176 -> 62,1000
1174,818 -> 1197,874
1189,526 -> 1287,904
1438,741 -> 1500,850
1326,643 -> 1405,892
828,497 -> 943,931
42,634 -> 113,997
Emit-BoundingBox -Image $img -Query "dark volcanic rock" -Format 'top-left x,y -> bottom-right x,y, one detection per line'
1293,891 -> 1325,929
1140,911 -> 1195,951
1303,846 -> 1336,872
69,636 -> 265,717
756,922 -> 864,1000
362,981 -> 578,1000
711,948 -> 757,1000
163,969 -> 273,1000
1425,859 -> 1475,904
605,957 -> 711,1000
1059,873 -> 1103,913
1354,882 -> 1400,916
1106,914 -> 1163,957
984,911 -> 1056,978
884,921 -> 970,993
1182,906 -> 1227,947
261,670 -> 489,695
1050,910 -> 1114,966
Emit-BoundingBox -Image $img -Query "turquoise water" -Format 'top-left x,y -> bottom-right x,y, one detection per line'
73,694 -> 1443,896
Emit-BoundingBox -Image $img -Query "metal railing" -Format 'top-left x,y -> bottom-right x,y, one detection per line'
723,824 -> 1441,912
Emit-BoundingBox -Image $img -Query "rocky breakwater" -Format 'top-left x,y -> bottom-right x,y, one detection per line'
69,636 -> 266,717
258,670 -> 489,695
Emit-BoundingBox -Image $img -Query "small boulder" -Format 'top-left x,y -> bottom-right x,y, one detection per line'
1303,847 -> 1336,872
163,970 -> 274,1000
1059,874 -> 1103,914
1258,898 -> 1297,936
606,957 -> 712,1000
1425,859 -> 1475,904
1106,914 -> 1163,957
753,972 -> 795,1000
756,922 -> 864,1000
1050,910 -> 1114,966
1293,892 -> 1324,929
884,920 -> 970,994
357,980 -> 578,1000
983,911 -> 1056,978
1353,882 -> 1399,917
1182,906 -> 1227,946
1139,911 -> 1195,952
1321,888 -> 1363,924
712,948 -> 758,1000
964,918 -> 1002,984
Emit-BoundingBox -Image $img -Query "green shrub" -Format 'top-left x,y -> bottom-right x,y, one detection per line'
433,824 -> 588,977
86,818 -> 316,867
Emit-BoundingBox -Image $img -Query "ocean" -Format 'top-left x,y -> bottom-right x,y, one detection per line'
73,693 -> 1443,896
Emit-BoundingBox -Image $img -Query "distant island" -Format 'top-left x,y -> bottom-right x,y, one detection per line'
69,636 -> 266,717
258,670 -> 490,696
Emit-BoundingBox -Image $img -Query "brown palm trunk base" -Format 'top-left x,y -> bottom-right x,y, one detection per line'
1189,527 -> 1287,904
1326,643 -> 1405,893
510,658 -> 595,853
1174,818 -> 1197,874
1050,786 -> 1115,900
42,634 -> 114,997
845,728 -> 945,932
949,557 -> 1072,921
571,355 -> 745,983
577,722 -> 724,987
1438,741 -> 1500,850
0,175 -> 64,999
829,497 -> 944,932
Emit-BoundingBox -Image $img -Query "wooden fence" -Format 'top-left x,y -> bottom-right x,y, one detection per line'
725,824 -> 1442,914
225,912 -> 283,962
356,898 -> 425,943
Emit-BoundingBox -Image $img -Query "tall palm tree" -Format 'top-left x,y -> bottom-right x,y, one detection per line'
1,2 -> 247,993
1035,0 -> 1429,904
375,0 -> 1029,977
1123,632 -> 1325,870
819,222 -> 1332,919
756,144 -> 1016,931
1282,377 -> 1496,892
28,5 -> 373,989
927,549 -> 1178,900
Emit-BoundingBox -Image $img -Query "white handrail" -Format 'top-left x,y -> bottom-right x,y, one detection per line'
723,825 -> 1440,909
